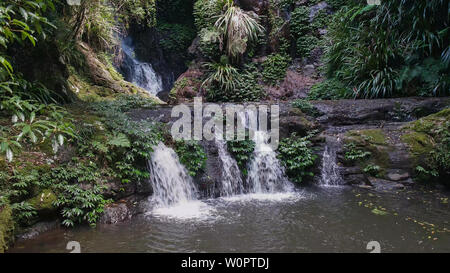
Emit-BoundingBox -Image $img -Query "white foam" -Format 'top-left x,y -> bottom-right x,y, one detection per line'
149,201 -> 215,221
220,192 -> 304,203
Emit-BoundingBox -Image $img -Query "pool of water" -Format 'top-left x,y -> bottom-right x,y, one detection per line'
10,186 -> 450,253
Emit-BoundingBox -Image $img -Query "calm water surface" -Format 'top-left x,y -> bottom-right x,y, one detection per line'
11,186 -> 450,253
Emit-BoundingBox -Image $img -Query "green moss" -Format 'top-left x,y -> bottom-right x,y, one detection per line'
406,108 -> 450,136
0,205 -> 14,253
99,53 -> 124,82
344,129 -> 390,170
346,129 -> 387,145
399,108 -> 450,184
401,132 -> 434,159
27,190 -> 57,213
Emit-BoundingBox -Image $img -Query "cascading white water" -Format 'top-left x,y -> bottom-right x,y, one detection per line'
147,142 -> 198,207
215,139 -> 244,197
247,131 -> 294,194
146,142 -> 214,219
121,37 -> 163,95
320,144 -> 343,186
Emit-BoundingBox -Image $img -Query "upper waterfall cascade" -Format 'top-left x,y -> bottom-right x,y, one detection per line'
120,37 -> 163,95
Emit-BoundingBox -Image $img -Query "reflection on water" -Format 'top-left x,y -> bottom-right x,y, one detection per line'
10,186 -> 450,253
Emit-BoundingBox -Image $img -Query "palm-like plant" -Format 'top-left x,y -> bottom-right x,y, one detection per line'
202,57 -> 240,93
214,0 -> 264,62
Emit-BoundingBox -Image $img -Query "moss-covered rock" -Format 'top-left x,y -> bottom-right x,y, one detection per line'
168,67 -> 203,104
73,42 -> 163,104
344,129 -> 390,170
404,108 -> 450,137
26,190 -> 57,218
401,108 -> 449,162
346,129 -> 387,145
400,108 -> 450,184
401,132 -> 434,159
0,205 -> 15,253
280,107 -> 320,138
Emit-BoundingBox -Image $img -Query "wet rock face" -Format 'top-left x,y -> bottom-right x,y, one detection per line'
236,0 -> 269,14
11,41 -> 73,102
128,97 -> 449,193
279,108 -> 321,138
309,1 -> 329,20
99,196 -> 145,225
169,67 -> 204,104
265,69 -> 320,100
313,97 -> 450,126
310,98 -> 450,190
130,29 -> 189,98
16,221 -> 59,241
100,203 -> 131,225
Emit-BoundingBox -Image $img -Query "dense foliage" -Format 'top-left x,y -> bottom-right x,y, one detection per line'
324,0 -> 450,98
277,132 -> 317,183
291,99 -> 320,116
174,140 -> 207,177
195,0 -> 266,101
227,139 -> 255,176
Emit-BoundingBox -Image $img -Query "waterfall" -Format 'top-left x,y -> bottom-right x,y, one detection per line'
215,139 -> 244,197
147,142 -> 198,207
247,131 -> 294,194
120,37 -> 163,95
320,140 -> 343,186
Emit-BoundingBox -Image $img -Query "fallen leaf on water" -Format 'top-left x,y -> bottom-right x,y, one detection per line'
371,208 -> 389,216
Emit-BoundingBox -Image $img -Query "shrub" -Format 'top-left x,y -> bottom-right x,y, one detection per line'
205,62 -> 264,102
203,57 -> 240,95
290,6 -> 311,39
198,28 -> 222,61
292,99 -> 320,116
214,0 -> 265,62
193,0 -> 224,30
277,132 -> 317,183
232,64 -> 265,102
10,201 -> 37,226
396,58 -> 450,97
308,79 -> 352,100
174,140 -> 207,177
363,164 -> 381,177
88,95 -> 165,184
311,9 -> 331,30
227,139 -> 255,176
262,54 -> 291,86
343,142 -> 371,162
323,1 -> 449,98
157,23 -> 196,55
112,0 -> 157,28
296,35 -> 319,58
53,183 -> 108,228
